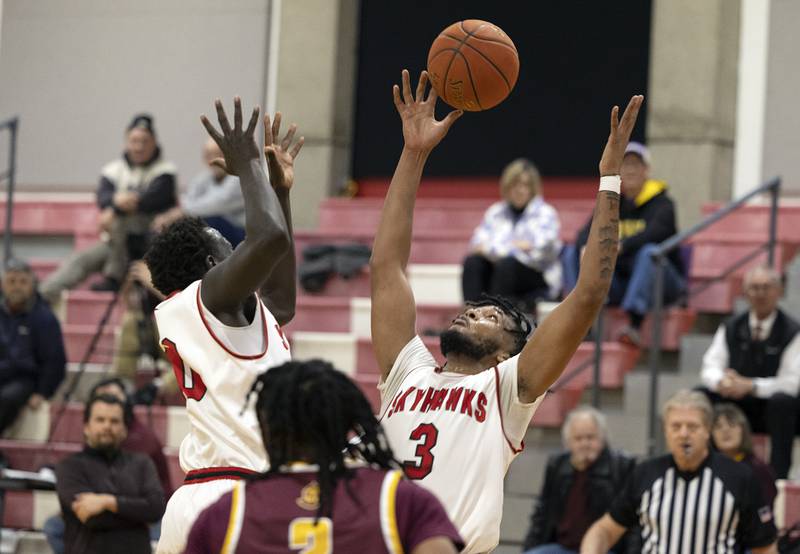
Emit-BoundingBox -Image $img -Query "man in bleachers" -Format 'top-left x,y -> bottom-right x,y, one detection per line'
0,258 -> 66,436
152,138 -> 246,246
699,265 -> 800,479
41,114 -> 177,304
55,394 -> 165,553
567,142 -> 684,346
521,406 -> 637,554
44,377 -> 173,553
462,158 -> 562,308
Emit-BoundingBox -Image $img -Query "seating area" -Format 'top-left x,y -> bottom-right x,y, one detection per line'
2,185 -> 800,546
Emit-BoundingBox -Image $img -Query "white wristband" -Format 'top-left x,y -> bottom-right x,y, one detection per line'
599,175 -> 621,194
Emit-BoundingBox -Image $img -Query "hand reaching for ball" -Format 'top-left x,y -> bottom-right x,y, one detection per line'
393,69 -> 463,154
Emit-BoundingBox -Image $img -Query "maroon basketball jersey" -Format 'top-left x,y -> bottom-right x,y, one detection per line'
185,464 -> 463,553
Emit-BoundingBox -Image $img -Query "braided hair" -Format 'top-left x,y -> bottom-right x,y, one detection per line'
144,217 -> 216,296
249,359 -> 401,518
466,294 -> 534,356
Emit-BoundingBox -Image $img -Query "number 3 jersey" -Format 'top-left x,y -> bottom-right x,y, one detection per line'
378,336 -> 543,554
153,279 -> 292,474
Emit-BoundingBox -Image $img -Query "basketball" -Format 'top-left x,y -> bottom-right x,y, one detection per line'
427,20 -> 519,112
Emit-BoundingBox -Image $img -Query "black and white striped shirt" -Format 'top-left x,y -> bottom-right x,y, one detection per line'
610,452 -> 776,553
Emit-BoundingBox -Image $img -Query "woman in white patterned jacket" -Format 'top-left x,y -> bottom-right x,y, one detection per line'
462,158 -> 562,308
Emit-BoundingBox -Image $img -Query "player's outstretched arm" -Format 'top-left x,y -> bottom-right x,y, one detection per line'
199,97 -> 299,316
516,95 -> 644,402
259,113 -> 303,326
370,70 -> 462,378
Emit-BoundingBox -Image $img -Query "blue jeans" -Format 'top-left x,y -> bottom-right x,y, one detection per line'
562,243 -> 685,316
524,544 -> 578,554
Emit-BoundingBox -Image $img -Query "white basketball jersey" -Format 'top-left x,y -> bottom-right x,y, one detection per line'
379,336 -> 543,554
154,279 -> 292,473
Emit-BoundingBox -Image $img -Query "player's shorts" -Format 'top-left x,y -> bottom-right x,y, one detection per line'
156,479 -> 237,554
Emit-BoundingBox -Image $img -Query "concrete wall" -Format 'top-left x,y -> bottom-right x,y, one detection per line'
0,0 -> 269,191
762,0 -> 800,193
647,0 -> 740,228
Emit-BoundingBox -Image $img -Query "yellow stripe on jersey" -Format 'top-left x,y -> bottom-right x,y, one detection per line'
380,470 -> 404,554
221,481 -> 246,554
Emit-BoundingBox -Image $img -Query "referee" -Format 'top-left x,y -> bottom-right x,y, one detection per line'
581,390 -> 777,554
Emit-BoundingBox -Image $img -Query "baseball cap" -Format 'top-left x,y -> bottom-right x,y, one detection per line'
624,142 -> 651,165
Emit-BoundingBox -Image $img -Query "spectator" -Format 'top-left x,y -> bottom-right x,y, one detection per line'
462,158 -> 562,307
581,390 -> 777,554
522,406 -> 637,554
568,143 -> 684,346
712,403 -> 777,508
152,138 -> 246,246
55,394 -> 165,554
699,265 -> 800,479
0,258 -> 66,435
45,377 -> 173,554
41,114 -> 177,304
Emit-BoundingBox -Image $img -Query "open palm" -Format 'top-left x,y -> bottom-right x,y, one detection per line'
393,69 -> 463,153
264,112 -> 304,191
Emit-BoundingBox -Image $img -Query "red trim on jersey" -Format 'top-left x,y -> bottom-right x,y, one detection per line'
195,285 -> 270,360
184,466 -> 259,484
493,366 -> 524,454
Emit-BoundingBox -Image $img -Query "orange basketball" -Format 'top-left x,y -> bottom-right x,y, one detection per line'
427,20 -> 519,112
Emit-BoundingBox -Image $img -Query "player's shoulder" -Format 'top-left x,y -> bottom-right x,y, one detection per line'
154,280 -> 201,313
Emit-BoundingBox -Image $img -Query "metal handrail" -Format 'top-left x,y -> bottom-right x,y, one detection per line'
645,176 -> 781,455
0,117 -> 20,264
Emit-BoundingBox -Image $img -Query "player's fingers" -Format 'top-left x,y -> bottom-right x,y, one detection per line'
392,85 -> 403,111
401,69 -> 412,105
245,105 -> 260,136
200,115 -> 223,144
215,99 -> 232,135
416,71 -> 428,102
289,136 -> 305,159
233,96 -> 243,132
609,105 -> 619,133
442,109 -> 464,130
272,112 -> 282,146
426,82 -> 439,105
281,123 -> 297,151
263,114 -> 273,146
619,95 -> 643,133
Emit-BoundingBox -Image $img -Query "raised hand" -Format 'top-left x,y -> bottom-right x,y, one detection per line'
264,112 -> 304,192
598,95 -> 644,176
393,69 -> 463,153
201,96 -> 261,176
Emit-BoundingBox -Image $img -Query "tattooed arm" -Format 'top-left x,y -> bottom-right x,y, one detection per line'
515,96 -> 644,403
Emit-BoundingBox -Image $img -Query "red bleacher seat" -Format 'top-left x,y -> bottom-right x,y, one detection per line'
63,290 -> 123,326
283,297 -> 351,334
697,203 -> 800,245
783,481 -> 800,528
2,490 -> 36,529
61,324 -> 116,364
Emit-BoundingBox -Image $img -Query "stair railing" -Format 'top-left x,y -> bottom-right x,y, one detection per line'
0,117 -> 20,264
646,176 -> 781,454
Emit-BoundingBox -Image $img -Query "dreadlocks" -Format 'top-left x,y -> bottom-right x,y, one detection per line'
465,294 -> 534,356
144,217 -> 216,296
249,359 -> 400,518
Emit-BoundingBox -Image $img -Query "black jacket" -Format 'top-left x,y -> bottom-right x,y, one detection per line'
522,447 -> 638,553
576,180 -> 683,276
56,447 -> 165,554
0,293 -> 66,396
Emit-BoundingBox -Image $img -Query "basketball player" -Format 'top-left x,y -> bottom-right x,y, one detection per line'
370,70 -> 643,553
144,97 -> 304,554
184,359 -> 464,553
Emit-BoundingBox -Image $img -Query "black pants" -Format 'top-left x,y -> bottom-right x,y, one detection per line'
699,387 -> 799,478
462,254 -> 548,304
0,378 -> 35,435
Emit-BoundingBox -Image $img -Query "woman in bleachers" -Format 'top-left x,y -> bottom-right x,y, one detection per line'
711,403 -> 777,507
461,158 -> 562,309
